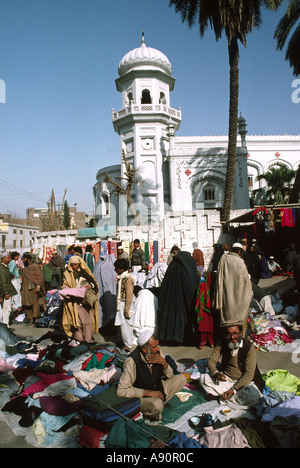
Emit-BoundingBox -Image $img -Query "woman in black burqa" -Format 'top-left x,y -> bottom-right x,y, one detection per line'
157,251 -> 200,345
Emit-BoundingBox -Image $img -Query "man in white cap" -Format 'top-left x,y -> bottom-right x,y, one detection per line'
117,244 -> 130,266
214,243 -> 252,334
0,252 -> 17,327
267,256 -> 282,275
116,331 -> 186,422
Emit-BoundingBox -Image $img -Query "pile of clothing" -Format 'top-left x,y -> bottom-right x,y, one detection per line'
0,329 -> 130,447
248,312 -> 294,351
35,290 -> 63,329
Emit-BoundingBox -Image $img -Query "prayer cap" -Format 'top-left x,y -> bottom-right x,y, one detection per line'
232,243 -> 243,249
118,245 -> 123,250
0,251 -> 10,258
137,330 -> 153,347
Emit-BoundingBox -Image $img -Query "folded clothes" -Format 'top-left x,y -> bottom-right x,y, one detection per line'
59,287 -> 87,300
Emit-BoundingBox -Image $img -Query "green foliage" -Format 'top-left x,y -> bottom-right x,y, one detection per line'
256,165 -> 296,204
63,200 -> 71,230
274,0 -> 300,76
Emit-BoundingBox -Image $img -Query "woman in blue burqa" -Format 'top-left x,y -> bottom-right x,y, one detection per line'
93,254 -> 117,331
157,251 -> 200,345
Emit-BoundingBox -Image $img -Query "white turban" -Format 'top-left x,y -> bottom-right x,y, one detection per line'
137,330 -> 153,347
232,243 -> 243,250
0,252 -> 10,258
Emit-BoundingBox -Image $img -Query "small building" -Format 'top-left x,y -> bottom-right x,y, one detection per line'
0,217 -> 39,253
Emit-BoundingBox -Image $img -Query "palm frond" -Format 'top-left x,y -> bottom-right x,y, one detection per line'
285,23 -> 300,75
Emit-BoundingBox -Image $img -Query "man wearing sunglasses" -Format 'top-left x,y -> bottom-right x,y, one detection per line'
199,324 -> 264,406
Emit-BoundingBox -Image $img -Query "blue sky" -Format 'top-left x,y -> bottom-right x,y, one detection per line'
0,0 -> 299,218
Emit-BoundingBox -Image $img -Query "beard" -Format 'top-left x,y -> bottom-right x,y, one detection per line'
227,338 -> 242,350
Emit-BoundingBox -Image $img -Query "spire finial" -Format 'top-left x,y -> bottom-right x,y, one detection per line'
142,30 -> 145,44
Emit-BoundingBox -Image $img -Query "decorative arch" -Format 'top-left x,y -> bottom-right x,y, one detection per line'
264,159 -> 293,172
100,191 -> 110,217
141,89 -> 152,104
292,161 -> 300,171
190,170 -> 226,209
247,160 -> 264,191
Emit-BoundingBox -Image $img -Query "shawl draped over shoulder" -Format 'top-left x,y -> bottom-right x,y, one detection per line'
22,263 -> 46,296
214,252 -> 252,327
62,257 -> 99,337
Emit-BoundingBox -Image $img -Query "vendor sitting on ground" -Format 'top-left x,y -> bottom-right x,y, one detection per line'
199,324 -> 264,406
116,330 -> 186,421
267,256 -> 282,275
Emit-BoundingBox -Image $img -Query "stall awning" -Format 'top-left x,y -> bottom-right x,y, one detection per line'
228,210 -> 257,224
77,225 -> 117,239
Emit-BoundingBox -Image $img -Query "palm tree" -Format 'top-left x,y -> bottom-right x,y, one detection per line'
289,164 -> 300,202
256,165 -> 296,204
274,0 -> 300,76
168,0 -> 283,224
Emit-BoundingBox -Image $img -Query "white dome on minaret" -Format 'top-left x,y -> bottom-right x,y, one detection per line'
118,32 -> 172,77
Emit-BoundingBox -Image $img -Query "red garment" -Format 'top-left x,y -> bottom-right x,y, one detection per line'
195,274 -> 214,347
79,424 -> 108,448
193,249 -> 204,267
20,373 -> 73,397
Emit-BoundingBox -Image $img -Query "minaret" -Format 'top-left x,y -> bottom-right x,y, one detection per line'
112,34 -> 181,224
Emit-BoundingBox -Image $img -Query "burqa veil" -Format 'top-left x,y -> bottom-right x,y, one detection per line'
157,251 -> 200,344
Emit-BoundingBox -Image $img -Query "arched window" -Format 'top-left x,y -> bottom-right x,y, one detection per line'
127,92 -> 133,104
159,92 -> 166,104
141,89 -> 152,104
101,193 -> 110,217
204,187 -> 215,201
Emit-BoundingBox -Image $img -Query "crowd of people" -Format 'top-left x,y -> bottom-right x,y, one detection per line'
0,235 -> 299,430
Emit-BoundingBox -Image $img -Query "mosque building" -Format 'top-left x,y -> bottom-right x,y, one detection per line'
93,35 -> 300,254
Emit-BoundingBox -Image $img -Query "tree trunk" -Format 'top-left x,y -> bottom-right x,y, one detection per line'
126,190 -> 141,226
221,38 -> 240,225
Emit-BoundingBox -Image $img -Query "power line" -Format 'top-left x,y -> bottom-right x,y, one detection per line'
0,179 -> 47,203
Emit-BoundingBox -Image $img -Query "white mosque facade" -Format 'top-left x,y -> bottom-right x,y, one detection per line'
93,38 -> 300,253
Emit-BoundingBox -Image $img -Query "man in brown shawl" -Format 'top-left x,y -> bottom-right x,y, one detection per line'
61,256 -> 99,344
214,243 -> 252,334
21,253 -> 46,325
48,250 -> 66,270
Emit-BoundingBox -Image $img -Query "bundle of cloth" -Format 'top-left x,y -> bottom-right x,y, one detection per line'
248,312 -> 294,351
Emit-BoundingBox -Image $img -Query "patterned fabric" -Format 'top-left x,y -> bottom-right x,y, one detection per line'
195,273 -> 212,325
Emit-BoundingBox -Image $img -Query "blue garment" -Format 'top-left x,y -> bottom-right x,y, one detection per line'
255,390 -> 296,417
261,395 -> 300,422
64,254 -> 73,264
9,260 -> 19,279
169,432 -> 207,448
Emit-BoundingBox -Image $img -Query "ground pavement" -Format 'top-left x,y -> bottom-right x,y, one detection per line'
0,276 -> 299,448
